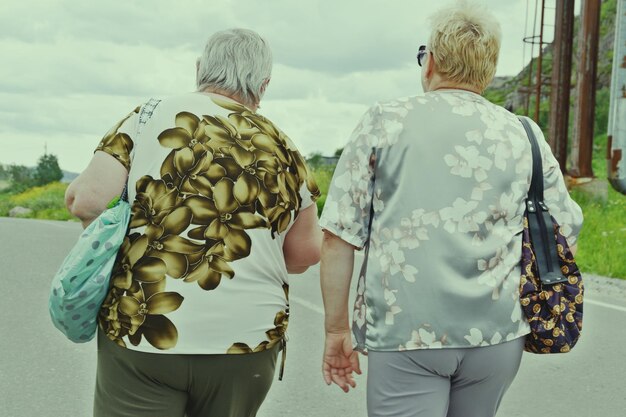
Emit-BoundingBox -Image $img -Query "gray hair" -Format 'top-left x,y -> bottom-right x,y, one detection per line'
196,28 -> 273,105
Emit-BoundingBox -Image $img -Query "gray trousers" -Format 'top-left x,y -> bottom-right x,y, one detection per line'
367,337 -> 525,417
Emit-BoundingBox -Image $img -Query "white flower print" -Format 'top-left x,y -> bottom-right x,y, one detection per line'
471,182 -> 493,200
485,192 -> 520,231
438,93 -> 478,116
334,170 -> 352,192
510,300 -> 524,323
412,209 -> 441,228
353,274 -> 367,329
477,245 -> 518,300
439,198 -> 487,234
464,328 -> 503,347
392,217 -> 429,250
401,265 -> 418,283
378,118 -> 404,147
385,306 -> 402,325
487,141 -> 512,171
377,239 -> 406,277
400,327 -> 445,349
466,129 -> 483,144
373,188 -> 384,213
384,288 -> 398,306
444,145 -> 493,182
478,104 -> 509,136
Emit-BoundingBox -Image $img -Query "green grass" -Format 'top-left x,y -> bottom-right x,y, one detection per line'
570,186 -> 626,279
310,165 -> 335,216
0,182 -> 75,221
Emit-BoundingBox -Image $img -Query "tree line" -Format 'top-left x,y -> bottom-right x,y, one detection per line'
0,153 -> 64,193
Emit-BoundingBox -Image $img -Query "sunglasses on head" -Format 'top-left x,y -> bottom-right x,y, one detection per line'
417,45 -> 427,67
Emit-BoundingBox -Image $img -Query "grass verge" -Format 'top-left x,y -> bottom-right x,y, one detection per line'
0,182 -> 74,221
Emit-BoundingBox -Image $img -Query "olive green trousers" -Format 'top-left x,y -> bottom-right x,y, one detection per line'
94,332 -> 279,417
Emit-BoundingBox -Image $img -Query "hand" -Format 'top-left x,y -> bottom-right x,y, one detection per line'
322,330 -> 361,393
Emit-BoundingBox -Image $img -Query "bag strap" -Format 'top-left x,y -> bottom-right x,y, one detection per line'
118,99 -> 161,204
520,118 -> 545,203
518,117 -> 567,285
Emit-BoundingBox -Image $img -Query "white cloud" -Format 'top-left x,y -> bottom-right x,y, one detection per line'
0,0 -> 566,172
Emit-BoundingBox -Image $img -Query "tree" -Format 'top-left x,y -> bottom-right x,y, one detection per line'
8,164 -> 35,192
334,148 -> 344,157
0,164 -> 7,180
33,153 -> 63,186
307,152 -> 324,168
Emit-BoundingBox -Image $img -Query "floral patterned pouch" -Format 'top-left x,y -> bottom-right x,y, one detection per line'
518,117 -> 583,354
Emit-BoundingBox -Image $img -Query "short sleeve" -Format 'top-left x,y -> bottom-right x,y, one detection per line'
319,104 -> 381,249
94,106 -> 140,171
529,120 -> 584,246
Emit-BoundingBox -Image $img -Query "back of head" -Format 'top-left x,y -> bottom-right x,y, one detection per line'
197,28 -> 272,105
428,0 -> 502,92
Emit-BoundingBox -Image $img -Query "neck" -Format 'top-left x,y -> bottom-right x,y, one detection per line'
427,75 -> 482,95
433,85 -> 481,94
198,87 -> 258,112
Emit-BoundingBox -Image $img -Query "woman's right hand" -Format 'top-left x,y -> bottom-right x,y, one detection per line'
322,329 -> 361,393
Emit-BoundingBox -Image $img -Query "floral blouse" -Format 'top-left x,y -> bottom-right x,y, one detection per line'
95,93 -> 319,355
319,90 -> 583,352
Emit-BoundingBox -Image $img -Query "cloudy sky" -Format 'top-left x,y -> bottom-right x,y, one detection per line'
0,0 -> 575,173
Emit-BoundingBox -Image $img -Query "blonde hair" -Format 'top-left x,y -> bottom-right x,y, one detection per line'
428,0 -> 502,91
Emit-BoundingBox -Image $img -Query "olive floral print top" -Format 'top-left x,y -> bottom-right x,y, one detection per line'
96,93 -> 319,354
320,90 -> 583,352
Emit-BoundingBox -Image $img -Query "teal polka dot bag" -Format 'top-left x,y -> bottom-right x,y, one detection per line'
49,190 -> 130,343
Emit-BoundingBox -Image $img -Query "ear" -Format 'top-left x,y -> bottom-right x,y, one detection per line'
195,58 -> 201,86
261,78 -> 270,94
425,52 -> 435,79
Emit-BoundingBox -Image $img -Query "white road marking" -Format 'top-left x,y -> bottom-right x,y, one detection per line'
585,298 -> 626,313
291,296 -> 325,315
41,220 -> 80,229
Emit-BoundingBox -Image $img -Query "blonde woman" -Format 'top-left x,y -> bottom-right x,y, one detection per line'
319,2 -> 582,416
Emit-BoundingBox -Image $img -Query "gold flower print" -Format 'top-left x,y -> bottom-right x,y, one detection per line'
95,106 -> 140,170
110,235 -> 167,290
119,279 -> 184,350
98,99 -> 319,352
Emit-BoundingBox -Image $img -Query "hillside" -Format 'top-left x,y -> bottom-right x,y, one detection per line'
484,0 -> 616,137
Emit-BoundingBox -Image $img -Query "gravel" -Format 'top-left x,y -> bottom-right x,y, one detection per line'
584,273 -> 626,302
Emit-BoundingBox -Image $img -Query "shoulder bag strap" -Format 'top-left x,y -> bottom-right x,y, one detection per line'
518,117 -> 567,285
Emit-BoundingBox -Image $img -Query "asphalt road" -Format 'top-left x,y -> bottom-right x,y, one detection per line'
1,217 -> 625,417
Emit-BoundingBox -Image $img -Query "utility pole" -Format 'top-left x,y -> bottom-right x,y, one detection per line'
534,0 -> 546,123
608,0 -> 626,195
570,0 -> 601,178
548,0 -> 575,172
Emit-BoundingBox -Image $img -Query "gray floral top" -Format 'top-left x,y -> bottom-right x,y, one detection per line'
319,90 -> 583,351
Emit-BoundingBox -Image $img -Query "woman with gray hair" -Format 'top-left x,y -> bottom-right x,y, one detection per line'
319,1 -> 582,416
65,28 -> 322,417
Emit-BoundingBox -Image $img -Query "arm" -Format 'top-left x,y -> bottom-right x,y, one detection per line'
282,204 -> 323,274
65,151 -> 128,228
320,231 -> 361,392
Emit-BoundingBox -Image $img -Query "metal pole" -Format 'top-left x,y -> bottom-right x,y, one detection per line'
607,0 -> 626,195
534,0 -> 546,123
548,0 -> 575,172
570,0 -> 601,178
